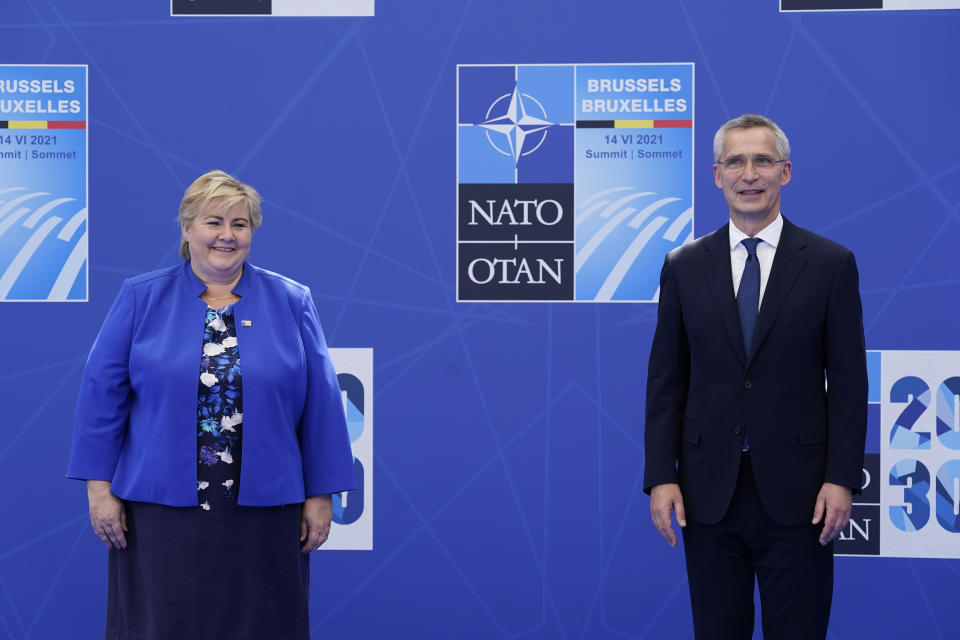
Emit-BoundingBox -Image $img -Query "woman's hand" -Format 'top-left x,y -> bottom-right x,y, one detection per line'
300,494 -> 332,553
87,480 -> 127,549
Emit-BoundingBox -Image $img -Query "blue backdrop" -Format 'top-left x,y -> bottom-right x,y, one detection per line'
1,1 -> 959,638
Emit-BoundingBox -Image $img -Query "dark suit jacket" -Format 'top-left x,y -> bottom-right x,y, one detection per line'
643,217 -> 868,526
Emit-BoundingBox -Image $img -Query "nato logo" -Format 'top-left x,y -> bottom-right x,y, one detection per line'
458,66 -> 576,301
172,0 -> 375,15
172,0 -> 271,14
781,0 -> 880,9
0,187 -> 86,301
458,65 -> 574,184
781,0 -> 960,9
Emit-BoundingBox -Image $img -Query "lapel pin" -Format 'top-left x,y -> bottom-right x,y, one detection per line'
241,320 -> 252,327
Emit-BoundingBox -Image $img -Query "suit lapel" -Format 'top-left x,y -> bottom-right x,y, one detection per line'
698,224 -> 747,366
750,217 -> 808,364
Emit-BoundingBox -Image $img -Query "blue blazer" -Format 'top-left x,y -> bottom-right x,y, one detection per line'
67,262 -> 356,507
643,218 -> 868,526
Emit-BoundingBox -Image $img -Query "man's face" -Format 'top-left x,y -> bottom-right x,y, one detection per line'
713,126 -> 791,225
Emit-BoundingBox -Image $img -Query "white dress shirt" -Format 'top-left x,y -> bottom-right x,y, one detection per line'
729,213 -> 783,310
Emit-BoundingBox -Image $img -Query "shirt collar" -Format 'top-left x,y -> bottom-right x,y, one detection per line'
729,213 -> 783,251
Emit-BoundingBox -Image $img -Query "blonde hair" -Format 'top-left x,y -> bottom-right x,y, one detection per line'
178,170 -> 262,261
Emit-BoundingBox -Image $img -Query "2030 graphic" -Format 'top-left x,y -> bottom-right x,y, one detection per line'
838,351 -> 960,558
327,348 -> 373,550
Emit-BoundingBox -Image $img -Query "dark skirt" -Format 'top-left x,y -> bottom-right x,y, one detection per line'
106,501 -> 310,640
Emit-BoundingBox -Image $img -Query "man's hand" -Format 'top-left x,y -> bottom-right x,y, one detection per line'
650,483 -> 686,547
300,494 -> 333,553
812,482 -> 852,545
87,480 -> 127,549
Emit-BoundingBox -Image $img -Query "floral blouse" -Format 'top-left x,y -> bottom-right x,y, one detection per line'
196,305 -> 242,511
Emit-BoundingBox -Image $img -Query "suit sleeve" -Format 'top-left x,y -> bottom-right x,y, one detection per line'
823,251 -> 868,492
66,280 -> 135,481
643,255 -> 690,493
298,288 -> 357,497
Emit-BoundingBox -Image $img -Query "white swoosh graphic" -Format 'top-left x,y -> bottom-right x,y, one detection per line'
595,216 -> 670,301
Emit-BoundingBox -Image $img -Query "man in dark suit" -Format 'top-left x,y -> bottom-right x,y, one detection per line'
643,114 -> 867,639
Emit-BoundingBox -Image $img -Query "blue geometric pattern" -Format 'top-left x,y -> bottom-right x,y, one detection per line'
0,2 -> 958,639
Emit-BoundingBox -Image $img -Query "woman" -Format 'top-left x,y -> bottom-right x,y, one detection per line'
67,170 -> 355,639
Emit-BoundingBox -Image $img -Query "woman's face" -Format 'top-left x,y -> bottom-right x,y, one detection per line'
182,200 -> 252,282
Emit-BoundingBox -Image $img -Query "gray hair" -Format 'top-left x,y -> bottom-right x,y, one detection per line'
177,170 -> 262,261
713,114 -> 790,163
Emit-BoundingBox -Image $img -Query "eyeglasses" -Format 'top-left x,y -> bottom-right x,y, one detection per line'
716,155 -> 787,173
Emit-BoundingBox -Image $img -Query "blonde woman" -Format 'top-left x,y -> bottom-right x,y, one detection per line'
68,170 -> 354,639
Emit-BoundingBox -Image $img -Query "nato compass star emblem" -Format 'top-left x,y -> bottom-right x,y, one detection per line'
479,85 -> 555,165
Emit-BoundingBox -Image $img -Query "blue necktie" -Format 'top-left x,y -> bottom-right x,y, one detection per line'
737,238 -> 761,358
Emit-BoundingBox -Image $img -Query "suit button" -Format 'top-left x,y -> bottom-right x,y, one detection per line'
744,380 -> 753,389
734,425 -> 743,435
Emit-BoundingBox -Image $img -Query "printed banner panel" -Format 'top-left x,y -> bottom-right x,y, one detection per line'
0,65 -> 87,302
457,63 -> 694,303
782,0 -> 960,11
836,350 -> 960,558
326,348 -> 374,550
171,0 -> 374,16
